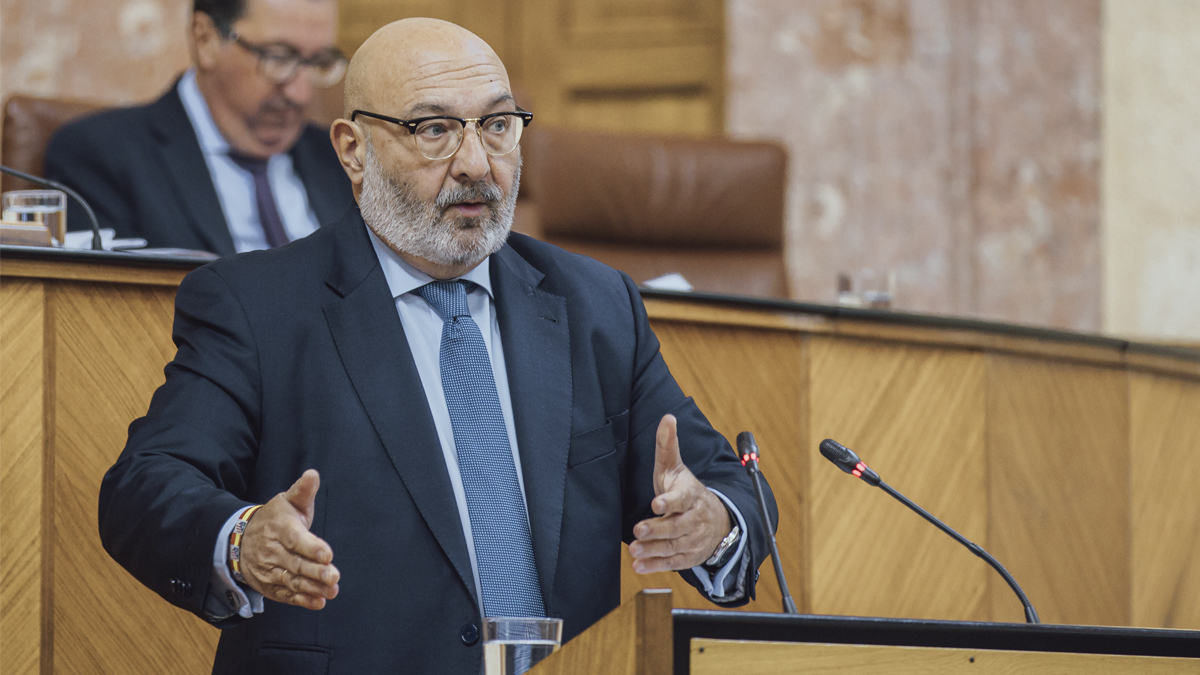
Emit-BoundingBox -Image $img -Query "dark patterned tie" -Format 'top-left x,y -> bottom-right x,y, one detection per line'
416,280 -> 545,618
228,152 -> 290,248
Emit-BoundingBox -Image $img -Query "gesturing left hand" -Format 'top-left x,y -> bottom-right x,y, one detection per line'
629,414 -> 732,574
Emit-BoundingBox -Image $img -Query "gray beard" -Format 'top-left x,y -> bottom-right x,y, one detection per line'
358,141 -> 518,270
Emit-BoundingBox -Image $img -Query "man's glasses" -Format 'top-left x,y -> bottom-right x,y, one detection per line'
230,32 -> 347,88
350,110 -> 533,161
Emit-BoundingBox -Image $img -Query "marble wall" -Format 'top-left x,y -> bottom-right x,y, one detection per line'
1104,0 -> 1200,342
0,0 -> 191,107
727,0 -> 1103,330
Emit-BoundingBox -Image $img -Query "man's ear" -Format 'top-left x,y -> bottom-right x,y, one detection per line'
192,12 -> 223,71
330,119 -> 366,193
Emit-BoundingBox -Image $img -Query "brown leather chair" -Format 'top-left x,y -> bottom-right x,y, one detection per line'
1,83 -> 345,193
518,127 -> 789,298
2,95 -> 107,192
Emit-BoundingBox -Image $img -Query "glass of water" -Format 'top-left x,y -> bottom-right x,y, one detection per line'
483,616 -> 563,675
2,190 -> 67,246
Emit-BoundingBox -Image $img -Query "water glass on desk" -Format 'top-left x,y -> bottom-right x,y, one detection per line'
2,190 -> 67,246
483,617 -> 563,675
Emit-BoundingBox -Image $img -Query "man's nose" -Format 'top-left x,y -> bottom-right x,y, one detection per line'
450,122 -> 491,183
279,70 -> 316,108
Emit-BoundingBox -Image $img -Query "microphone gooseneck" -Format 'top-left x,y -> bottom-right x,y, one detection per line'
736,431 -> 798,614
819,439 -> 1040,624
1,165 -> 104,251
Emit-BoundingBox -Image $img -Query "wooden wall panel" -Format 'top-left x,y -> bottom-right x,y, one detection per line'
620,321 -> 806,614
524,0 -> 724,135
985,355 -> 1129,625
49,282 -> 218,674
0,280 -> 45,675
807,336 -> 989,621
1130,372 -> 1200,629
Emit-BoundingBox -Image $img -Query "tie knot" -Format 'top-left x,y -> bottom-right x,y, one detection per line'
228,151 -> 270,176
416,280 -> 471,321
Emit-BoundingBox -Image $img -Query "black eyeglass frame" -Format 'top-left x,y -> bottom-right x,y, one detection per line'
350,109 -> 533,158
228,31 -> 347,86
351,109 -> 532,135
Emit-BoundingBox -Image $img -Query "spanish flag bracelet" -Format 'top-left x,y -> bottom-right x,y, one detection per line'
229,504 -> 264,584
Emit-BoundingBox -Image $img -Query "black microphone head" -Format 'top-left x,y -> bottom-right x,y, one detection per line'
736,431 -> 760,471
819,438 -> 861,474
736,431 -> 758,458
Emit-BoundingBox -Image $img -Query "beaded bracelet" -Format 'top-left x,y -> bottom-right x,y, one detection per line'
229,504 -> 264,584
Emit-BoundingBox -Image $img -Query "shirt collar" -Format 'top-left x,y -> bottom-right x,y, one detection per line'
366,223 -> 493,300
177,69 -> 231,156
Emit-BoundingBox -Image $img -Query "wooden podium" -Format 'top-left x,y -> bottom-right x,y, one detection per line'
3,247 -> 1199,674
534,590 -> 1200,674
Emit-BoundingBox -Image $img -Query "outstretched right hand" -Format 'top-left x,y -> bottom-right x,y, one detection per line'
238,469 -> 340,610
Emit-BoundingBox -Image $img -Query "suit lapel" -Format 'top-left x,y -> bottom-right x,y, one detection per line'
149,85 -> 237,256
321,211 -> 477,604
291,127 -> 350,226
491,245 -> 572,611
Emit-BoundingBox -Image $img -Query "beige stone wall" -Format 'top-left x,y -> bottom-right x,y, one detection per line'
727,0 -> 1104,330
1103,0 -> 1200,342
0,0 -> 191,107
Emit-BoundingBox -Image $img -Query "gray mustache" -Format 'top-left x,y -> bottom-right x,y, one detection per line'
437,182 -> 504,210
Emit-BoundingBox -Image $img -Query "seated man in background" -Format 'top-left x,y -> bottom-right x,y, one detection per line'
44,0 -> 353,254
98,17 -> 776,673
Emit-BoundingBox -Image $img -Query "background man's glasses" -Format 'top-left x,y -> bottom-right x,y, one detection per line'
230,32 -> 347,88
350,110 -> 534,161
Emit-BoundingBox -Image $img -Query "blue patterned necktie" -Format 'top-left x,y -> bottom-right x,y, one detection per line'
416,280 -> 545,618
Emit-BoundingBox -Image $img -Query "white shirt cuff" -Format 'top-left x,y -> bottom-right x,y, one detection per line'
689,488 -> 748,600
207,508 -> 265,620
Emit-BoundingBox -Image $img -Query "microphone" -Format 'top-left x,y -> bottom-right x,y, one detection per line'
735,431 -> 798,614
1,165 -> 103,251
819,438 -> 1041,624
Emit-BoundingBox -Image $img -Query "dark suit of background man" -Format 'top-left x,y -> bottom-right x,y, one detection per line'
44,0 -> 353,255
98,18 -> 778,674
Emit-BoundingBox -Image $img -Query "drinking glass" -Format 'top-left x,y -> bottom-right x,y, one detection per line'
483,617 -> 563,675
3,190 -> 67,246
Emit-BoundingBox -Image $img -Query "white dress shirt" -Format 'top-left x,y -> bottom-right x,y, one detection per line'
205,225 -> 746,620
177,70 -> 321,252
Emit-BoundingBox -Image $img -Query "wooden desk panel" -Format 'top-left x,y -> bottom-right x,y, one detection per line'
1130,372 -> 1200,629
807,336 -> 989,622
0,279 -> 46,674
985,355 -> 1130,626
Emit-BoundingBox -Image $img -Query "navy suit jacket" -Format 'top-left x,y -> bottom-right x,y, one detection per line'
44,83 -> 352,255
97,208 -> 777,674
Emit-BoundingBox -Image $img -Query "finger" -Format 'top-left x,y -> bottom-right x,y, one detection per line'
633,514 -> 686,542
268,585 -> 332,610
652,414 -> 682,495
286,469 -> 321,521
292,556 -> 341,586
649,486 -> 694,517
629,536 -> 687,561
279,521 -> 334,564
275,564 -> 340,599
632,553 -> 695,575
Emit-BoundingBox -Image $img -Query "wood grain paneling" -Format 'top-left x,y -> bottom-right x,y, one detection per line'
689,638 -> 1199,675
986,355 -> 1129,626
532,589 -> 672,675
620,321 -> 806,613
808,336 -> 989,621
0,280 -> 45,675
49,281 -> 217,674
1130,372 -> 1200,630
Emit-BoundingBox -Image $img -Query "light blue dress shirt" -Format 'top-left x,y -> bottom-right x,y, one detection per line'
206,225 -> 746,620
177,70 -> 321,252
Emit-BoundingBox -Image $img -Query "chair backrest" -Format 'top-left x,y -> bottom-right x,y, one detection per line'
521,127 -> 789,298
2,95 -> 107,192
